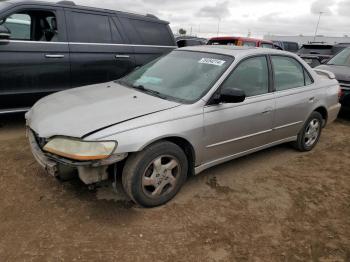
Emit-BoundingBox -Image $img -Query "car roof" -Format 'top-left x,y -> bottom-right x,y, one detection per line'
301,44 -> 333,48
209,36 -> 272,43
273,40 -> 298,44
2,0 -> 167,23
178,45 -> 293,58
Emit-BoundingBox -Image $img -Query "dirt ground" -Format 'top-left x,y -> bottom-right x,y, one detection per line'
0,113 -> 349,262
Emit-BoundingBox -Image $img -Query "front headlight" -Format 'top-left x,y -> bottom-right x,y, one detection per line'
43,137 -> 117,161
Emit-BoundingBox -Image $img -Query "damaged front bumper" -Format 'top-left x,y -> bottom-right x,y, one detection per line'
27,129 -> 127,184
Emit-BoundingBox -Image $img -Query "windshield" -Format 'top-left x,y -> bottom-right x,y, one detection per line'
119,51 -> 234,103
327,48 -> 350,66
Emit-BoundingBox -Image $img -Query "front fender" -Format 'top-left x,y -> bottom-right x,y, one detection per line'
85,105 -> 205,166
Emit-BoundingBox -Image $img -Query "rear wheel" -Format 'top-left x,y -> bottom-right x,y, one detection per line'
293,111 -> 323,152
122,141 -> 188,207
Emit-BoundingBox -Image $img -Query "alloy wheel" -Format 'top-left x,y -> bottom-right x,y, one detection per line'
141,155 -> 181,198
304,118 -> 321,147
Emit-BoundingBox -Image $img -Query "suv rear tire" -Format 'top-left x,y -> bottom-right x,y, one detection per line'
122,141 -> 188,207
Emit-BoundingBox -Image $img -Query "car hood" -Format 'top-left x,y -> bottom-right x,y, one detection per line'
316,64 -> 350,81
26,82 -> 180,138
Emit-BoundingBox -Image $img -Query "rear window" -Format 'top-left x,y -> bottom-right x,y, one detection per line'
129,19 -> 174,46
298,45 -> 333,55
284,42 -> 299,52
68,12 -> 111,43
243,41 -> 256,47
207,39 -> 238,45
261,43 -> 273,49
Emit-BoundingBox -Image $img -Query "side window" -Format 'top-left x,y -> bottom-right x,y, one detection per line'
69,11 -> 111,43
2,11 -> 58,41
109,17 -> 123,44
272,56 -> 305,91
221,56 -> 269,97
3,14 -> 31,40
243,41 -> 256,47
129,19 -> 174,46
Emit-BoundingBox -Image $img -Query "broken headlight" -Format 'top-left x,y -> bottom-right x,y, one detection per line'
43,137 -> 117,161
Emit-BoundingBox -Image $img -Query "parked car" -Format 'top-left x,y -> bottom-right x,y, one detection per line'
176,36 -> 207,48
26,46 -> 341,207
297,43 -> 335,68
0,0 -> 176,114
272,41 -> 299,53
316,47 -> 350,111
207,36 -> 276,49
298,43 -> 350,68
332,43 -> 350,56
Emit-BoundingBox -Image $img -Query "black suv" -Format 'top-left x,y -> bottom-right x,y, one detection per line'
297,43 -> 350,68
0,0 -> 176,114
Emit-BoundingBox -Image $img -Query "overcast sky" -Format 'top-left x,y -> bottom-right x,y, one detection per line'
50,0 -> 350,38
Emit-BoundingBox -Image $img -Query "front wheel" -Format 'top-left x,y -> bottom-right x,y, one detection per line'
293,111 -> 323,152
122,141 -> 188,207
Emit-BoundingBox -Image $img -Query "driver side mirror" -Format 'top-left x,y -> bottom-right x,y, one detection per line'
0,25 -> 10,40
219,88 -> 246,103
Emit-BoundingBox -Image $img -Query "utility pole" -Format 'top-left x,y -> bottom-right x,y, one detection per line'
217,17 -> 221,37
313,12 -> 324,42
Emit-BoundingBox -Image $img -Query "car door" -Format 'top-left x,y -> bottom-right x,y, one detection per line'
65,9 -> 135,88
117,16 -> 176,67
0,5 -> 70,112
202,55 -> 275,164
271,55 -> 317,140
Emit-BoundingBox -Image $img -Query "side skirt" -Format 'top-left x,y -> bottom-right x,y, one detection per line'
194,136 -> 297,175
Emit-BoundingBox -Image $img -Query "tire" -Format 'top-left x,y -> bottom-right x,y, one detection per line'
122,141 -> 188,207
293,111 -> 323,152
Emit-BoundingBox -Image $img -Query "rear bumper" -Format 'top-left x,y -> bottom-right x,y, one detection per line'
327,103 -> 341,125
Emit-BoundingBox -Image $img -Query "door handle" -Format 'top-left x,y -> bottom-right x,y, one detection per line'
115,55 -> 130,59
261,108 -> 273,114
45,54 -> 65,59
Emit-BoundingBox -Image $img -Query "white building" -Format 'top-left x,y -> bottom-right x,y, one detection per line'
264,35 -> 350,45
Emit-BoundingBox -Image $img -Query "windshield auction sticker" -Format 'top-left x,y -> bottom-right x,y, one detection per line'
199,58 -> 226,66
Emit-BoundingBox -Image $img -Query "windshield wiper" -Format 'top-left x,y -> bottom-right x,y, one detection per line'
116,80 -> 169,100
132,85 -> 167,99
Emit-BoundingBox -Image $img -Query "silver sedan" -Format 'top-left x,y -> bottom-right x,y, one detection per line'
26,46 -> 341,207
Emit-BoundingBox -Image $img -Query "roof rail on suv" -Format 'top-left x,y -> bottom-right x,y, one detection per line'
56,1 -> 76,6
146,14 -> 159,19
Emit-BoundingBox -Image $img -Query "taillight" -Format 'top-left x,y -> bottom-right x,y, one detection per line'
338,86 -> 344,100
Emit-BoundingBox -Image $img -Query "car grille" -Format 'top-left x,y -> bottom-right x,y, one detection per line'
338,80 -> 350,89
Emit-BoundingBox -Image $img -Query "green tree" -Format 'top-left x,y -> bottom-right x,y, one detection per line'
178,28 -> 187,35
